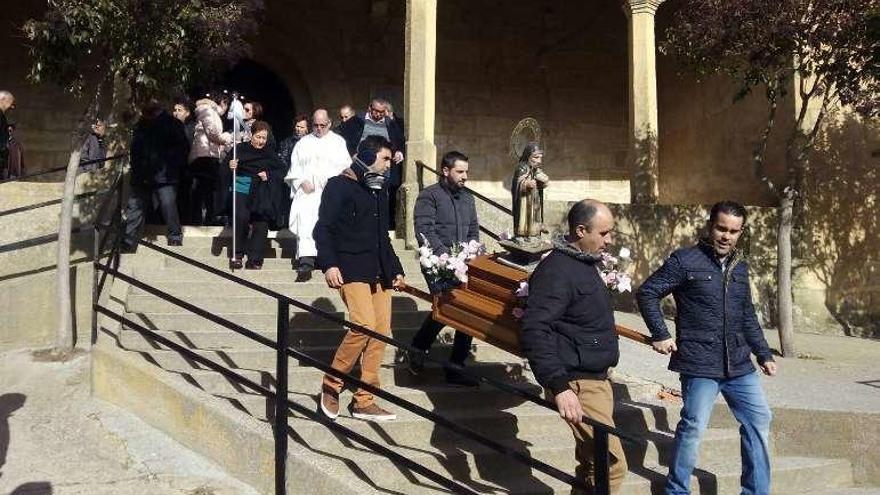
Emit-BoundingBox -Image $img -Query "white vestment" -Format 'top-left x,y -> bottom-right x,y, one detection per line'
284,132 -> 351,258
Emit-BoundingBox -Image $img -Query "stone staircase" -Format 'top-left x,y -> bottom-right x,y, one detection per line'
92,228 -> 859,494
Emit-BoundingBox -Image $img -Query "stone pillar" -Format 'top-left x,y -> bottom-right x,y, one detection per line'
401,0 -> 438,247
624,0 -> 664,204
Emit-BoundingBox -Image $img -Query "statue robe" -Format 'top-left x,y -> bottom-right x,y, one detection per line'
511,162 -> 547,238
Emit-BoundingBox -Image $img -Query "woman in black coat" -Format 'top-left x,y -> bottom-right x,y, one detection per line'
221,121 -> 287,269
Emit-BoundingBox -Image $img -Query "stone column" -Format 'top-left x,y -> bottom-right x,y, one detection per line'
401,0 -> 438,247
624,0 -> 664,204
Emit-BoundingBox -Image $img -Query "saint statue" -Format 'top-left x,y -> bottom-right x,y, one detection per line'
511,142 -> 549,240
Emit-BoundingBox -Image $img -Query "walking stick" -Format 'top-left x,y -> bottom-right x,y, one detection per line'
228,96 -> 245,270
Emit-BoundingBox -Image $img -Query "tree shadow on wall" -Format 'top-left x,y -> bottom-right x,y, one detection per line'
795,112 -> 880,339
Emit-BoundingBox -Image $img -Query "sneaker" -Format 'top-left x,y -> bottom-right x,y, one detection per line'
349,403 -> 396,422
167,238 -> 183,247
445,368 -> 479,388
407,349 -> 426,376
319,389 -> 339,420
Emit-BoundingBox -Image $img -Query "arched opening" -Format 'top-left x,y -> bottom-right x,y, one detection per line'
220,59 -> 297,139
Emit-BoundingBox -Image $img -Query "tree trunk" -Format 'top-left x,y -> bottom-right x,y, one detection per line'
776,190 -> 796,357
54,148 -> 83,352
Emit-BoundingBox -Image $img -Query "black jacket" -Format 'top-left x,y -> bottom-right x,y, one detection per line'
636,243 -> 774,378
521,244 -> 620,396
413,182 -> 479,255
276,135 -> 299,168
314,170 -> 404,288
216,142 -> 290,229
130,110 -> 188,186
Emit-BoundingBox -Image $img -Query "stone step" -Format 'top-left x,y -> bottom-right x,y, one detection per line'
160,254 -> 425,272
128,280 -> 431,299
141,225 -> 409,249
125,293 -> 435,314
121,310 -> 431,332
213,389 -> 742,470
131,264 -> 426,284
120,343 -> 526,377
118,327 -> 520,364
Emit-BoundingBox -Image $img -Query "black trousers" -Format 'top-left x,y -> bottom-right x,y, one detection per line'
232,192 -> 269,262
411,315 -> 473,366
188,157 -> 219,225
123,184 -> 181,246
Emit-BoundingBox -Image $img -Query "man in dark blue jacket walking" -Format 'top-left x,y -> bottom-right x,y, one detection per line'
407,151 -> 480,386
637,200 -> 778,495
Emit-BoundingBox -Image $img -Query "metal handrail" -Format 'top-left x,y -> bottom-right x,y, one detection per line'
90,175 -> 640,495
0,153 -> 128,185
416,160 -> 513,215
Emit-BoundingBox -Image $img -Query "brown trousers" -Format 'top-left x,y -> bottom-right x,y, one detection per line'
566,378 -> 628,495
322,282 -> 392,408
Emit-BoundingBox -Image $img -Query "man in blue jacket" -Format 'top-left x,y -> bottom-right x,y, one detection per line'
407,150 -> 480,386
637,200 -> 778,495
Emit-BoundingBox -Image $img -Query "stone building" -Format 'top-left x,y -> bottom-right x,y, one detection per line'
1,0 -> 877,338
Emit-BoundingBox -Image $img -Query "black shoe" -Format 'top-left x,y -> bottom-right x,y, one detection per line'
167,238 -> 183,247
297,257 -> 315,273
229,258 -> 243,270
245,260 -> 263,270
119,242 -> 137,254
407,349 -> 427,376
445,368 -> 479,387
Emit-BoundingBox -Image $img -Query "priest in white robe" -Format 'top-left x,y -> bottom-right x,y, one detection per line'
285,109 -> 351,278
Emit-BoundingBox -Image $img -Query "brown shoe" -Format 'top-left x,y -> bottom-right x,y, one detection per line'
319,388 -> 339,420
349,402 -> 396,422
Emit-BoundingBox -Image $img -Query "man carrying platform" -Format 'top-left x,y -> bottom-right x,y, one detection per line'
407,150 -> 480,387
521,199 -> 628,494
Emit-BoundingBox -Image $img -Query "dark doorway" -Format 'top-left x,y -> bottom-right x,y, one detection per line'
221,59 -> 296,140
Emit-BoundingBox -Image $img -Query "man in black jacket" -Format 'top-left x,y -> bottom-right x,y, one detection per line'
121,100 -> 189,251
315,135 -> 406,422
407,151 -> 480,386
521,199 -> 627,494
637,200 -> 777,495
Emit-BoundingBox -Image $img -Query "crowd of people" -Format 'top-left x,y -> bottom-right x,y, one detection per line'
2,85 -> 780,494
117,92 -> 406,278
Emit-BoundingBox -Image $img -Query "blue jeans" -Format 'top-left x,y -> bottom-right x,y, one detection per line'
666,371 -> 772,495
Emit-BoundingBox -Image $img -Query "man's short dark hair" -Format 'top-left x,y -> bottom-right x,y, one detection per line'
708,200 -> 748,226
567,200 -> 599,234
358,134 -> 393,154
293,113 -> 309,125
440,151 -> 468,169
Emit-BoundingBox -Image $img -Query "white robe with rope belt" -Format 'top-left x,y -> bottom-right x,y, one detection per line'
284,132 -> 351,258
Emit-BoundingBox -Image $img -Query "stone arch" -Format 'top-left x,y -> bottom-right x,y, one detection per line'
221,59 -> 299,139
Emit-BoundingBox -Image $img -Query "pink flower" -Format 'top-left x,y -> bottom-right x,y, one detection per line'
512,307 -> 525,319
515,281 -> 529,298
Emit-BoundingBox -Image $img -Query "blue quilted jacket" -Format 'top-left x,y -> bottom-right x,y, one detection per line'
636,243 -> 774,378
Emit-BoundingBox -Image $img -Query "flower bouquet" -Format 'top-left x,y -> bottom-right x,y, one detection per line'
417,236 -> 486,294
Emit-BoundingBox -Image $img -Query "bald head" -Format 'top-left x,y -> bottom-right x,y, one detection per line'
312,108 -> 331,137
0,90 -> 15,112
568,199 -> 614,255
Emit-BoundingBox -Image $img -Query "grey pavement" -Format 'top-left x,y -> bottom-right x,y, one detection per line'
0,349 -> 258,495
